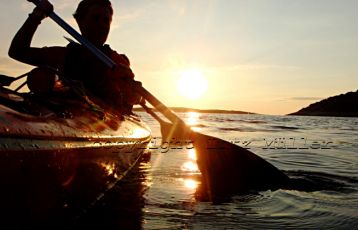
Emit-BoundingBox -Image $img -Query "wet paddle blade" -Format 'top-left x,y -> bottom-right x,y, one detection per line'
138,86 -> 291,201
192,132 -> 290,201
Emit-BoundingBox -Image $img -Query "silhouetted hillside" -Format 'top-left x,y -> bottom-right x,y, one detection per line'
289,90 -> 358,117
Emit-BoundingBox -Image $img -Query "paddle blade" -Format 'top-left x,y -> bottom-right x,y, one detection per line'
192,132 -> 290,201
136,85 -> 290,201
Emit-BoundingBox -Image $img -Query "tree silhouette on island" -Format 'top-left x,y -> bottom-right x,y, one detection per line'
289,90 -> 358,117
134,90 -> 358,117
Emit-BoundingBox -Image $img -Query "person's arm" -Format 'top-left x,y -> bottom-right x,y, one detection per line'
8,2 -> 53,66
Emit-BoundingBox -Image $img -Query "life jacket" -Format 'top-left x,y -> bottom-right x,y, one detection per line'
64,42 -> 133,112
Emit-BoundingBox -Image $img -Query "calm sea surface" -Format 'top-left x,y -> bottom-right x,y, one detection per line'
74,112 -> 358,229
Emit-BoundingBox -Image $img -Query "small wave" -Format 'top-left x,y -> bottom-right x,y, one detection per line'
217,127 -> 287,133
218,127 -> 245,132
208,117 -> 267,124
222,118 -> 237,122
227,119 -> 267,124
239,120 -> 267,124
271,125 -> 300,130
284,170 -> 358,193
211,117 -> 237,122
191,124 -> 207,128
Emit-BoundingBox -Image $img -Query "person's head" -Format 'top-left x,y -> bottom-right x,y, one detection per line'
74,0 -> 113,46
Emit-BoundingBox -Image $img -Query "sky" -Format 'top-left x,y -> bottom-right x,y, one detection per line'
0,0 -> 357,115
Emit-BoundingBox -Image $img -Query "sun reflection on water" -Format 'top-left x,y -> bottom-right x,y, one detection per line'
186,112 -> 203,132
181,161 -> 199,172
184,179 -> 198,190
180,148 -> 200,191
186,112 -> 199,126
188,149 -> 197,161
181,148 -> 200,173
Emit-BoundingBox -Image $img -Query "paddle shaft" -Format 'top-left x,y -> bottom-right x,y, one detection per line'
0,73 -> 28,86
137,87 -> 185,125
140,102 -> 163,123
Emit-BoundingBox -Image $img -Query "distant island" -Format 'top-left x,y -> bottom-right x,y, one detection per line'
133,106 -> 254,115
289,90 -> 358,117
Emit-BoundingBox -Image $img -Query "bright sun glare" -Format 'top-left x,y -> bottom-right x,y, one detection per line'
177,69 -> 208,100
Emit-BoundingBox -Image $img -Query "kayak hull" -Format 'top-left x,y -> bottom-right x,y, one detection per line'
0,98 -> 151,222
0,140 -> 149,222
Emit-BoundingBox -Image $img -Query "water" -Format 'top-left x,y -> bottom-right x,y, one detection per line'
72,113 -> 358,229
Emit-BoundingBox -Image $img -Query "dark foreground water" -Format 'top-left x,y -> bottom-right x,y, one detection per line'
29,113 -> 358,229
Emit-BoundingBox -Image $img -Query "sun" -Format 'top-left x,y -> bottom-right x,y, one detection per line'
177,69 -> 208,100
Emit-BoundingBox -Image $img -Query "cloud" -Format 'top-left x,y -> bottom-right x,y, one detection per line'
169,1 -> 187,16
20,2 -> 32,11
207,64 -> 301,74
117,9 -> 145,22
111,9 -> 146,29
54,0 -> 74,11
19,0 -> 76,18
289,97 -> 322,101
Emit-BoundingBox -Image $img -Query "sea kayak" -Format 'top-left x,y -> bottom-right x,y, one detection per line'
0,84 -> 151,221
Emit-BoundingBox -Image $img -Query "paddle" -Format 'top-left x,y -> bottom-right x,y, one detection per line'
27,0 -> 291,201
140,102 -> 191,144
137,83 -> 291,201
0,73 -> 27,87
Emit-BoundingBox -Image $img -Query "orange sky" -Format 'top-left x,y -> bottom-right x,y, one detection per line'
0,0 -> 357,115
